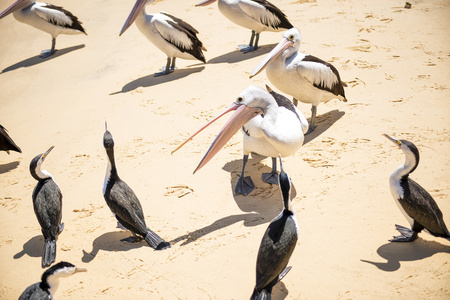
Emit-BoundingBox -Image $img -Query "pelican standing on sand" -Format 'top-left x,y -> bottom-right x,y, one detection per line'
0,0 -> 86,58
384,134 -> 450,242
172,85 -> 308,196
19,261 -> 86,300
251,155 -> 298,299
196,0 -> 293,53
103,125 -> 170,250
120,0 -> 207,76
30,146 -> 64,268
250,28 -> 347,134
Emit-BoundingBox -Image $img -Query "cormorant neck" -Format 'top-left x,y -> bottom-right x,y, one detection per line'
392,149 -> 418,181
45,275 -> 60,297
30,165 -> 52,181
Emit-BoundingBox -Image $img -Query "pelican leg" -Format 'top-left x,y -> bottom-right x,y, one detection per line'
40,38 -> 56,58
262,157 -> 279,185
238,30 -> 259,53
305,105 -> 318,135
235,155 -> 255,196
170,57 -> 177,70
389,224 -> 418,242
155,57 -> 174,77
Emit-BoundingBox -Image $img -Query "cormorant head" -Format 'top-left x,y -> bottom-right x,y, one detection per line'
383,134 -> 420,173
40,261 -> 86,296
29,146 -> 54,181
278,155 -> 292,210
103,122 -> 114,150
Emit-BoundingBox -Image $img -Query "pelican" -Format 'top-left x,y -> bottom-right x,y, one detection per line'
250,27 -> 347,134
120,0 -> 207,76
0,125 -> 22,154
251,155 -> 298,299
172,85 -> 308,196
0,0 -> 86,58
384,134 -> 450,242
196,0 -> 293,53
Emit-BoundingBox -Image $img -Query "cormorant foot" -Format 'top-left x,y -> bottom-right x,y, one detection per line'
389,224 -> 418,242
237,45 -> 258,53
262,171 -> 279,185
235,176 -> 255,196
40,49 -> 56,58
121,235 -> 143,243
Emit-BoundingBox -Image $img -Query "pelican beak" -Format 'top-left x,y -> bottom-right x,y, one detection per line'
383,134 -> 402,149
0,0 -> 30,18
75,267 -> 87,273
119,0 -> 148,36
249,37 -> 293,79
41,146 -> 55,161
195,0 -> 217,6
172,103 -> 263,173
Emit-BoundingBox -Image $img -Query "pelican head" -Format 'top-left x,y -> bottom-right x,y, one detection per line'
172,86 -> 281,173
195,0 -> 217,6
0,0 -> 33,18
119,0 -> 156,36
250,27 -> 302,79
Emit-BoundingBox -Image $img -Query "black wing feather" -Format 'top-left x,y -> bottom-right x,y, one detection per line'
303,55 -> 346,98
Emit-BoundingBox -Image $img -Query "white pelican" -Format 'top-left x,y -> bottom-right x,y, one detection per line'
120,0 -> 207,76
196,0 -> 293,53
0,0 -> 86,58
173,85 -> 308,196
250,27 -> 347,134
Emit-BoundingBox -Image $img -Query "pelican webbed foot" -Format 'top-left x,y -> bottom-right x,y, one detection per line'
262,157 -> 279,185
389,224 -> 418,242
234,176 -> 254,196
40,49 -> 56,58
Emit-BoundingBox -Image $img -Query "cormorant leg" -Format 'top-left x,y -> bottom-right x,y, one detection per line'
305,105 -> 318,135
389,224 -> 419,242
155,57 -> 173,76
235,154 -> 255,196
40,38 -> 56,58
262,157 -> 279,185
121,232 -> 143,243
238,30 -> 258,53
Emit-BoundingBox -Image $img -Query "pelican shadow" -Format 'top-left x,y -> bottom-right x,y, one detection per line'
110,66 -> 205,95
207,43 -> 276,64
1,44 -> 85,74
361,239 -> 450,271
222,155 -> 298,214
170,213 -> 265,246
0,161 -> 20,174
14,235 -> 44,259
81,231 -> 147,263
303,109 -> 345,145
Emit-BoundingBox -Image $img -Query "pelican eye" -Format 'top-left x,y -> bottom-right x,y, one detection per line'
236,96 -> 244,102
288,34 -> 294,40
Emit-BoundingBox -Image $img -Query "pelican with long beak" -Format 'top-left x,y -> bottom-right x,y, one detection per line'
120,0 -> 207,76
195,0 -> 293,53
0,0 -> 86,58
250,27 -> 347,134
173,85 -> 308,196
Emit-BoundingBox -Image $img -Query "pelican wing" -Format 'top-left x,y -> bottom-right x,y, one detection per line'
238,0 -> 292,29
34,4 -> 86,33
295,55 -> 345,97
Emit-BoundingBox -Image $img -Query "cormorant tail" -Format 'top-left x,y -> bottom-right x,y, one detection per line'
251,288 -> 271,300
144,229 -> 171,250
42,239 -> 56,268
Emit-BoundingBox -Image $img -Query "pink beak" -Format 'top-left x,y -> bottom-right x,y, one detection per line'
249,37 -> 293,78
172,103 -> 263,173
119,0 -> 148,36
0,0 -> 30,19
195,0 -> 217,6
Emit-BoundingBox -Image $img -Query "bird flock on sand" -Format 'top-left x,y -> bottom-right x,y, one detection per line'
0,0 -> 448,299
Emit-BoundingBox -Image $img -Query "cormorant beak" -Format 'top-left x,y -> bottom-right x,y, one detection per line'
172,103 -> 263,173
75,267 -> 87,273
249,37 -> 293,79
41,146 -> 55,161
383,133 -> 402,149
195,0 -> 217,6
0,0 -> 30,18
119,0 -> 148,36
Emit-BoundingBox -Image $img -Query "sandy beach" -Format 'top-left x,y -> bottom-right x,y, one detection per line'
0,0 -> 449,298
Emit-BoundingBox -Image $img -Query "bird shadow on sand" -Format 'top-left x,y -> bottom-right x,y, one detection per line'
303,109 -> 345,145
81,231 -> 147,263
0,161 -> 20,174
360,238 -> 450,272
14,235 -> 43,259
1,44 -> 85,74
273,281 -> 289,300
207,43 -> 276,64
110,66 -> 205,95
